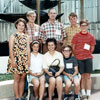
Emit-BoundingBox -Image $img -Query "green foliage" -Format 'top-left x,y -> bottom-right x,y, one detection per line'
0,73 -> 13,81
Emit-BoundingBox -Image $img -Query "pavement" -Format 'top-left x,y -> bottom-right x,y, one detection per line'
0,89 -> 100,100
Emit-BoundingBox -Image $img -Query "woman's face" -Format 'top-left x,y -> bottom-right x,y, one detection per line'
47,42 -> 56,52
16,21 -> 25,33
32,43 -> 39,53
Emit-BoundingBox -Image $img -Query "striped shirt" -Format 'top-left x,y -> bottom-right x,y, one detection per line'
64,25 -> 80,46
25,23 -> 40,43
72,32 -> 96,60
39,20 -> 66,43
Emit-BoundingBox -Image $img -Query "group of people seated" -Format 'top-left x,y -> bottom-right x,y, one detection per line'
28,38 -> 80,100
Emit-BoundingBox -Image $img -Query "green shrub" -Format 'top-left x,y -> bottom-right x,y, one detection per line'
0,73 -> 13,81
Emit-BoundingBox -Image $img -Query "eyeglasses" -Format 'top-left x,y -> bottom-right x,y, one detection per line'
81,24 -> 88,27
63,50 -> 70,52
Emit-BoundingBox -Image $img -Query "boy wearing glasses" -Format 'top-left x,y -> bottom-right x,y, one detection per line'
72,19 -> 96,99
62,45 -> 80,100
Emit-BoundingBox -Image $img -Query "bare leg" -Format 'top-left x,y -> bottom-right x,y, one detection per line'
19,73 -> 26,97
80,74 -> 86,89
86,73 -> 91,96
13,73 -> 20,99
48,77 -> 56,100
56,76 -> 63,100
85,73 -> 91,90
39,76 -> 45,100
32,78 -> 40,98
65,79 -> 72,94
73,78 -> 80,94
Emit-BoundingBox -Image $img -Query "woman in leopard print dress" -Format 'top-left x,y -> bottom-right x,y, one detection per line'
7,18 -> 30,100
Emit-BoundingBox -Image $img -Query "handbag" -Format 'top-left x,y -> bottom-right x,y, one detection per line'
49,59 -> 60,76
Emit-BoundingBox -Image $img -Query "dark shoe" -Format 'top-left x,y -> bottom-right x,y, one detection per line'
23,90 -> 28,98
35,98 -> 39,100
19,97 -> 25,100
15,99 -> 19,100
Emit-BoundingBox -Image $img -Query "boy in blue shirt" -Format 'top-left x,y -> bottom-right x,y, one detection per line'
62,45 -> 80,100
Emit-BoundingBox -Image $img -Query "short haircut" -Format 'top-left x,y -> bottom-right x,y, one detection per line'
14,18 -> 27,29
26,10 -> 36,17
62,45 -> 73,56
48,7 -> 56,14
62,45 -> 72,51
46,38 -> 57,49
80,19 -> 89,26
69,12 -> 78,18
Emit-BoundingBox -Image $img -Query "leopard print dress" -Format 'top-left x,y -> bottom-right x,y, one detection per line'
7,33 -> 29,74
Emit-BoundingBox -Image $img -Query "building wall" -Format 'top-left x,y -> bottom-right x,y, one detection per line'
0,0 -> 100,41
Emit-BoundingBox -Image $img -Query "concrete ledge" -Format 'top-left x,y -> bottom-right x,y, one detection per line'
0,80 -> 14,99
0,74 -> 100,99
91,74 -> 100,90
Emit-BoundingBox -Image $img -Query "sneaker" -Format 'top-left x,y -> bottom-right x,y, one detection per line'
63,97 -> 69,100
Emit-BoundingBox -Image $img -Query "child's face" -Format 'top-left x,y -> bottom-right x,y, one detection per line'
69,16 -> 77,26
62,47 -> 72,58
80,23 -> 89,32
32,43 -> 39,53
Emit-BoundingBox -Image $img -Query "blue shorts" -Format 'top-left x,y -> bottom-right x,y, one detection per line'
64,75 -> 78,82
29,75 -> 44,83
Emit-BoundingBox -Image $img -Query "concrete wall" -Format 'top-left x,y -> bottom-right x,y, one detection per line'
0,54 -> 100,73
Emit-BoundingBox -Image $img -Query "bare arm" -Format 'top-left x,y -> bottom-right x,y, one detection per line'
63,71 -> 70,77
9,34 -> 17,67
72,66 -> 78,77
72,44 -> 75,55
55,67 -> 64,77
44,68 -> 53,77
90,45 -> 95,53
27,35 -> 31,67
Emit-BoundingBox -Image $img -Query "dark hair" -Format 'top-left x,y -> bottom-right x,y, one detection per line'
14,18 -> 27,29
30,40 -> 40,51
62,45 -> 72,51
69,12 -> 78,18
31,40 -> 40,47
80,19 -> 89,26
46,38 -> 57,49
62,45 -> 73,56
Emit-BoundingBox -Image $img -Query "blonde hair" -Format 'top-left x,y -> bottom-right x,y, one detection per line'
26,10 -> 36,17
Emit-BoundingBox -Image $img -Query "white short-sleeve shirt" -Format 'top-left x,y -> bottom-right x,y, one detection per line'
43,51 -> 64,69
30,53 -> 43,73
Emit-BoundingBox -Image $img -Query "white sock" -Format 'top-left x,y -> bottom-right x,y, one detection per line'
87,90 -> 91,96
81,89 -> 86,95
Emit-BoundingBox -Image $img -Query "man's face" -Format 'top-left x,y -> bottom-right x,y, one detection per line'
27,14 -> 36,23
48,9 -> 57,20
69,16 -> 77,26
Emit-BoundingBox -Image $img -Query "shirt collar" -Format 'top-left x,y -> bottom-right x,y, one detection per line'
27,23 -> 36,28
70,24 -> 79,28
48,19 -> 57,25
